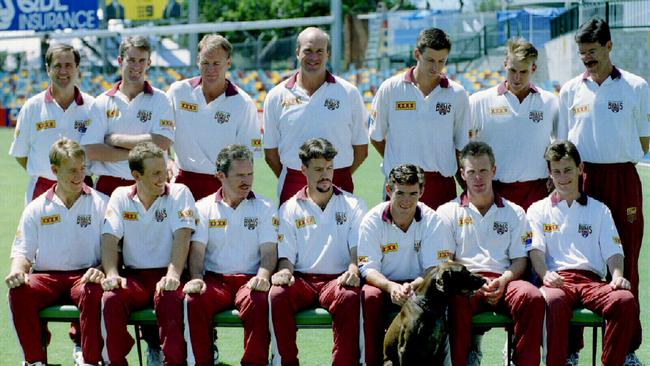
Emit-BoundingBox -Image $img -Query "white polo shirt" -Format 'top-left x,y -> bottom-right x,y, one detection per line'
167,77 -> 262,174
81,81 -> 175,179
527,192 -> 623,279
559,67 -> 650,163
192,190 -> 277,275
263,71 -> 369,170
9,87 -> 96,180
437,193 -> 529,274
469,82 -> 564,182
357,202 -> 454,282
102,183 -> 196,269
369,68 -> 471,177
277,186 -> 367,274
11,184 -> 108,271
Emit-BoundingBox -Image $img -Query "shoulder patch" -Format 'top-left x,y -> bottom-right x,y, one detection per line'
160,119 -> 174,128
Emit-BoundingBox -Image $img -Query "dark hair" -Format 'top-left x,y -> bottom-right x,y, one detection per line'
128,142 -> 164,174
45,44 -> 81,67
459,141 -> 496,168
298,138 -> 337,167
544,140 -> 582,169
388,164 -> 425,189
416,28 -> 452,53
216,144 -> 253,175
575,17 -> 611,46
119,36 -> 152,59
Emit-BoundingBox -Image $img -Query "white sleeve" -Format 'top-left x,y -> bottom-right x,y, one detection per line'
262,90 -> 280,149
549,94 -> 566,141
526,204 -> 546,253
349,87 -> 370,146
102,193 -> 125,239
637,81 -> 650,137
468,93 -> 482,141
357,213 -> 383,277
171,185 -> 197,232
347,197 -> 368,250
151,94 -> 175,141
508,208 -> 530,259
276,204 -> 298,263
191,204 -> 209,245
420,216 -> 455,270
598,205 -> 624,262
81,99 -> 108,146
238,97 -> 263,157
369,83 -> 389,142
11,206 -> 38,262
8,103 -> 31,157
257,200 -> 279,246
454,90 -> 471,150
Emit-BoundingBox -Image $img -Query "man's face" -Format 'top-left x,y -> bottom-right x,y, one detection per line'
505,57 -> 535,96
218,159 -> 254,201
118,47 -> 151,84
47,50 -> 79,90
134,157 -> 166,197
198,47 -> 231,84
577,41 -> 612,75
52,156 -> 86,194
549,156 -> 582,198
296,34 -> 329,76
387,182 -> 422,216
461,154 -> 496,197
414,47 -> 449,80
302,158 -> 334,193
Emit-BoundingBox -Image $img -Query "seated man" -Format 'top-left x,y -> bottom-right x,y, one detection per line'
7,138 -> 107,366
270,138 -> 367,366
528,140 -> 639,366
183,145 -> 277,366
100,142 -> 196,366
436,141 -> 544,366
358,163 -> 455,366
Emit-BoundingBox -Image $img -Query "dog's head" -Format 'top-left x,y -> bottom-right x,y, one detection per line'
429,261 -> 485,297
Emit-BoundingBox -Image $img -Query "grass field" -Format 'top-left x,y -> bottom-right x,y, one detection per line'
0,127 -> 647,365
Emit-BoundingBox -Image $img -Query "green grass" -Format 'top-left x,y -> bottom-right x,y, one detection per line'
0,127 -> 647,365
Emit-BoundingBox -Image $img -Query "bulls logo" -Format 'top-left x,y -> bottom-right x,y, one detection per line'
324,98 -> 340,110
74,119 -> 91,133
155,209 -> 167,223
137,110 -> 152,123
435,102 -> 452,115
244,217 -> 259,230
529,111 -> 543,123
493,221 -> 509,235
215,111 -> 231,124
578,223 -> 592,238
414,240 -> 421,253
77,215 -> 92,228
608,101 -> 623,113
335,212 -> 347,225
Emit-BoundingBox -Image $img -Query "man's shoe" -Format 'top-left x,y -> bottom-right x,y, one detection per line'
467,335 -> 483,366
73,345 -> 84,366
566,351 -> 579,366
624,353 -> 645,366
147,346 -> 164,366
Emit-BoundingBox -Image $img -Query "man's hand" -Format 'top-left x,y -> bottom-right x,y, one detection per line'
101,275 -> 127,291
482,277 -> 507,305
247,276 -> 271,292
183,279 -> 206,294
81,268 -> 105,284
156,275 -> 181,294
542,271 -> 564,288
337,270 -> 360,287
389,282 -> 413,306
610,275 -> 631,290
5,271 -> 28,288
271,269 -> 294,286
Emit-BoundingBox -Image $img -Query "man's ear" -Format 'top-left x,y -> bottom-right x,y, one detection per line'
51,164 -> 59,176
131,170 -> 141,181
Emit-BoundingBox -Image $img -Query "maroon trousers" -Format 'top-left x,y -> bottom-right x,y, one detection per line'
280,168 -> 354,205
360,283 -> 404,366
8,270 -> 104,364
494,178 -> 549,211
175,169 -> 222,201
269,273 -> 361,366
185,273 -> 270,366
95,175 -> 135,196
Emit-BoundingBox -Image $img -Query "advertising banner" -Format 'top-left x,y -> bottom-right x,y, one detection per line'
0,0 -> 99,32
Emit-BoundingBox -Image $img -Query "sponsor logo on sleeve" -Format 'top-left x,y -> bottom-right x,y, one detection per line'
251,138 -> 262,147
277,233 -> 284,242
209,219 -> 228,228
493,221 -> 509,235
40,214 -> 61,225
529,111 -> 543,123
358,256 -> 369,265
571,105 -> 589,115
324,98 -> 340,110
395,101 -> 416,110
160,120 -> 174,128
14,129 -> 20,138
647,114 -> 650,122
15,229 -> 23,239
435,102 -> 452,115
607,101 -> 623,113
36,120 -> 56,131
382,243 -> 399,253
178,209 -> 195,220
578,223 -> 592,238
123,212 -> 139,221
543,223 -> 559,232
613,236 -> 622,245
106,108 -> 120,118
77,215 -> 92,228
437,250 -> 453,260
180,101 -> 198,112
490,106 -> 510,116
295,216 -> 316,228
521,231 -> 533,247
272,217 -> 280,227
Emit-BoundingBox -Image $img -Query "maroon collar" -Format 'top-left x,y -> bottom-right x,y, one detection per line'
45,183 -> 91,201
214,188 -> 256,202
496,81 -> 539,95
403,66 -> 449,88
127,183 -> 170,200
295,185 -> 343,201
459,191 -> 505,208
285,70 -> 337,89
550,191 -> 588,207
44,86 -> 85,105
189,77 -> 239,96
581,65 -> 622,81
106,80 -> 154,97
381,203 -> 423,224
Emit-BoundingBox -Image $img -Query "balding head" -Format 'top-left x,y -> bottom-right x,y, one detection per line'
296,27 -> 331,53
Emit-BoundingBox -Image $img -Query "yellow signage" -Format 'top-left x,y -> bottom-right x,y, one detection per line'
106,0 -> 184,21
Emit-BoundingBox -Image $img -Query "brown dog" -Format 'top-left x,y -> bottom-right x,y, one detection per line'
383,262 -> 485,366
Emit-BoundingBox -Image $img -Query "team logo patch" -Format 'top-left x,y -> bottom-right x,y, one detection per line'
244,217 -> 259,230
272,217 -> 280,227
281,96 -> 302,107
382,243 -> 399,253
160,120 -> 174,128
106,108 -> 120,118
295,216 -> 316,228
613,236 -> 622,245
578,223 -> 592,238
123,212 -> 138,221
209,219 -> 228,228
493,221 -> 509,235
180,101 -> 198,112
277,233 -> 284,242
77,215 -> 92,228
437,250 -> 453,260
137,110 -> 152,123
395,101 -> 416,110
490,106 -> 509,115
155,209 -> 167,223
435,102 -> 452,115
15,229 -> 23,239
626,207 -> 637,223
41,214 -> 61,225
529,111 -> 543,123
74,119 -> 91,133
543,223 -> 559,232
335,212 -> 347,225
178,209 -> 195,220
572,105 -> 589,115
521,231 -> 533,247
14,129 -> 20,138
214,111 -> 231,124
607,101 -> 623,113
414,240 -> 421,252
251,139 -> 262,147
647,114 -> 650,122
459,216 -> 473,226
358,256 -> 369,265
36,120 -> 56,131
324,98 -> 340,110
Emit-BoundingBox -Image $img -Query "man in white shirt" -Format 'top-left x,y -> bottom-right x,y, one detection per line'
7,138 -> 108,366
183,145 -> 277,365
528,140 -> 639,366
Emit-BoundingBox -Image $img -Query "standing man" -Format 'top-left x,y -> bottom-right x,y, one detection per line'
559,18 -> 648,361
270,138 -> 367,365
263,27 -> 369,204
183,145 -> 277,366
370,27 -> 471,209
167,34 -> 261,200
7,138 -> 107,366
9,44 -> 95,203
436,141 -> 544,366
82,36 -> 175,196
358,163 -> 455,366
470,37 -> 563,210
100,142 -> 196,366
528,140 -> 639,366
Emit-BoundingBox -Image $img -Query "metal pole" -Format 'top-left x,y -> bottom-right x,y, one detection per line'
189,0 -> 199,65
330,0 -> 342,73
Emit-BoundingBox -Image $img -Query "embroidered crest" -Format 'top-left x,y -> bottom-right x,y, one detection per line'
324,98 -> 340,110
414,240 -> 422,252
155,208 -> 167,223
435,102 -> 452,115
607,101 -> 623,113
626,207 -> 637,223
74,119 -> 91,133
578,223 -> 592,238
77,215 -> 92,228
529,111 -> 543,123
244,217 -> 259,230
137,110 -> 152,123
335,212 -> 347,225
214,111 -> 231,124
493,221 -> 509,235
